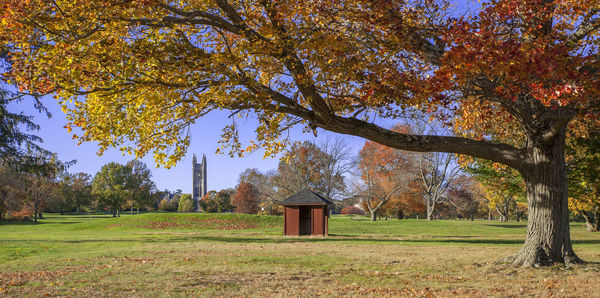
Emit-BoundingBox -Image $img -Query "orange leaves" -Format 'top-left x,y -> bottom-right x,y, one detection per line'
2,0 -> 600,167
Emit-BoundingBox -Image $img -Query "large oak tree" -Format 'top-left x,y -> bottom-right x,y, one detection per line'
2,0 -> 600,266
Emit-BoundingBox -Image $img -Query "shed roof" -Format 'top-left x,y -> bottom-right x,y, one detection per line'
280,189 -> 333,205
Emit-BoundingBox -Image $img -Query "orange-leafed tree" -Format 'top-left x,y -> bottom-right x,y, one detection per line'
357,125 -> 417,221
4,0 -> 600,266
273,140 -> 350,201
273,141 -> 329,198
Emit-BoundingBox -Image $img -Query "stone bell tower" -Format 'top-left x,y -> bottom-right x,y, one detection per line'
192,154 -> 207,211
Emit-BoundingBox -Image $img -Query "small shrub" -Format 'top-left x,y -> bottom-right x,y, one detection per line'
341,206 -> 364,215
158,198 -> 178,212
7,207 -> 34,222
178,194 -> 195,212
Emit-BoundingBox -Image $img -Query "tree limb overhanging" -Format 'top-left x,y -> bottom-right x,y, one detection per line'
3,0 -> 600,266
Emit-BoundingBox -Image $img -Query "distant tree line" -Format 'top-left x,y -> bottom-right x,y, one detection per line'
0,158 -> 161,221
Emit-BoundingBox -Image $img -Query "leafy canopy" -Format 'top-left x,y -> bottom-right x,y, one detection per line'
1,0 -> 600,169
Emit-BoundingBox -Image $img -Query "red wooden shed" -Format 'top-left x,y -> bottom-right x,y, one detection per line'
280,189 -> 333,236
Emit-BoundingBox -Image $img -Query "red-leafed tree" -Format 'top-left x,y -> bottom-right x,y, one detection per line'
4,0 -> 600,266
231,182 -> 260,214
448,175 -> 487,221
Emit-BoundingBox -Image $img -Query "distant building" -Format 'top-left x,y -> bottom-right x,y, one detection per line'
192,154 -> 207,211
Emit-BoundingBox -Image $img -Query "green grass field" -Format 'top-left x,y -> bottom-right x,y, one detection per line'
1,213 -> 599,296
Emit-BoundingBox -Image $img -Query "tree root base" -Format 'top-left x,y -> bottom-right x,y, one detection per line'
503,249 -> 584,268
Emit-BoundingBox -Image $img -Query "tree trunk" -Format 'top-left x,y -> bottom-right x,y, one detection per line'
370,211 -> 376,222
595,209 -> 600,232
496,204 -> 509,222
509,128 -> 582,266
581,212 -> 597,232
34,201 -> 38,222
426,199 -> 435,220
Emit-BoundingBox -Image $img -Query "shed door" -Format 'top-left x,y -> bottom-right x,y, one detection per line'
299,206 -> 311,235
285,206 -> 299,235
312,206 -> 324,235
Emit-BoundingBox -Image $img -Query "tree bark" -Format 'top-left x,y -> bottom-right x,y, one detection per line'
595,209 -> 600,232
370,211 -> 376,222
426,199 -> 435,220
581,212 -> 597,232
496,205 -> 508,222
509,127 -> 582,266
34,201 -> 38,222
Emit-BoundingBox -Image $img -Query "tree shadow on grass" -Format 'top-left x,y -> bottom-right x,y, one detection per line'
2,234 -> 599,246
0,220 -> 85,226
483,224 -> 527,229
0,221 -> 40,226
0,235 -> 519,245
67,215 -> 114,219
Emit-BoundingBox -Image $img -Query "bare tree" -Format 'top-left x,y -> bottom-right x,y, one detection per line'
410,119 -> 461,220
415,151 -> 461,220
318,137 -> 354,200
272,140 -> 351,200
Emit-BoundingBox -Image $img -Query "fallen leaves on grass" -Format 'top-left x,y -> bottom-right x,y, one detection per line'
0,269 -> 72,288
143,217 -> 263,230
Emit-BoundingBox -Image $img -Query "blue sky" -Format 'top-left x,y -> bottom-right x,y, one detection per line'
4,1 -> 484,194
9,96 -> 367,194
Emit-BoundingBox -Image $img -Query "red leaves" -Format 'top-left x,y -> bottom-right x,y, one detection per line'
232,183 -> 260,214
139,216 -> 271,230
340,206 -> 364,215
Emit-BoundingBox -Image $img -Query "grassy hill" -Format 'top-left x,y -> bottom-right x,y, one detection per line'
1,213 -> 599,296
